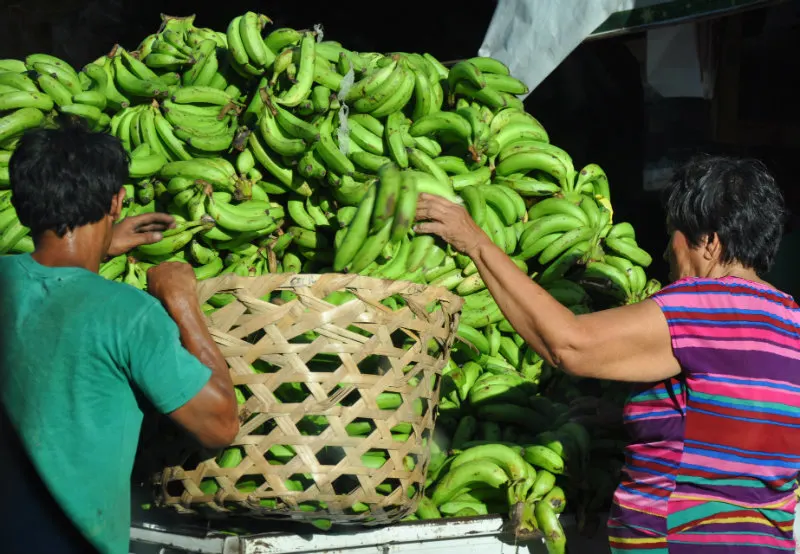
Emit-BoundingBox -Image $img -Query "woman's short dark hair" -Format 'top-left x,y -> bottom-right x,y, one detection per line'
663,155 -> 786,275
9,121 -> 129,237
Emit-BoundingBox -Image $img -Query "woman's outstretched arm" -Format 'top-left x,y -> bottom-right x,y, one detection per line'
415,193 -> 680,383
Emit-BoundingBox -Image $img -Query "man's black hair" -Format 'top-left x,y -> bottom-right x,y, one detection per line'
663,155 -> 786,275
9,121 -> 129,238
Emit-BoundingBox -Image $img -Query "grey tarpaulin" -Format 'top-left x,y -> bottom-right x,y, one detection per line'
477,0 -> 646,98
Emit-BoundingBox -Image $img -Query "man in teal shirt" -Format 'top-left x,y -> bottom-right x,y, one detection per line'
0,124 -> 239,554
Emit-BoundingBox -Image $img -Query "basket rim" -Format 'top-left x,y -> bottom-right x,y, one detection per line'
197,272 -> 465,310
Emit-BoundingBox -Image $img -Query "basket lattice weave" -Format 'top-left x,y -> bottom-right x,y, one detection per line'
154,273 -> 463,525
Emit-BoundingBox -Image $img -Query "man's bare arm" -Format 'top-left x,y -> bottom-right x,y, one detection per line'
148,263 -> 238,448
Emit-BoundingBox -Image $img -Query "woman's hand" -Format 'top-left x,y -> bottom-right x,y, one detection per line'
108,213 -> 176,257
414,193 -> 490,256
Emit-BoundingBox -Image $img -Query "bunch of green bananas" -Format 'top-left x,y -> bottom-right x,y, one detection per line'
576,221 -> 660,304
0,61 -> 52,151
331,163 -> 460,276
411,440 -> 571,552
138,15 -> 228,75
0,10 -> 661,540
110,86 -> 242,161
406,334 -> 599,550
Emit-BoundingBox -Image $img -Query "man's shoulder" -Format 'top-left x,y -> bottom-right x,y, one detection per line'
0,253 -> 24,272
85,274 -> 163,313
55,268 -> 165,323
0,254 -> 170,326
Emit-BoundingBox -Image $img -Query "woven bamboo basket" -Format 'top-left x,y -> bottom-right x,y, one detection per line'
153,273 -> 463,525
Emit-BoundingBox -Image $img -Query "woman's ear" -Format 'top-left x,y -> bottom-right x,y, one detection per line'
703,232 -> 723,261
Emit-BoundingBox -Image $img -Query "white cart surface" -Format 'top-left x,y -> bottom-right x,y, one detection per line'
130,513 -> 611,554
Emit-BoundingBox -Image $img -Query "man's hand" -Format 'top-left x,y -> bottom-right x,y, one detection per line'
414,193 -> 490,256
108,213 -> 176,257
147,262 -> 197,305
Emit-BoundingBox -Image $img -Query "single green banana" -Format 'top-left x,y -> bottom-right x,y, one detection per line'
135,217 -> 214,257
0,71 -> 39,93
407,147 -> 450,187
385,111 -> 409,168
604,236 -> 653,267
0,107 -> 45,145
0,90 -> 53,111
277,32 -> 315,107
435,156 -> 470,175
535,501 -> 567,554
32,73 -> 70,108
332,182 -> 376,271
348,218 -> 393,273
522,445 -> 565,475
447,60 -> 486,91
316,111 -> 354,175
370,162 -> 403,232
239,12 -> 274,68
431,459 -> 510,506
468,57 -> 510,75
409,111 -> 471,146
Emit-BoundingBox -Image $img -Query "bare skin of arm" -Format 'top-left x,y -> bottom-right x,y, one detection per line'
148,263 -> 239,448
415,194 -> 681,383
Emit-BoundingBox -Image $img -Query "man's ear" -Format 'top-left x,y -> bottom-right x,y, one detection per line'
109,187 -> 126,222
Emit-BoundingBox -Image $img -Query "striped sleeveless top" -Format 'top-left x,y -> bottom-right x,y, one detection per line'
607,276 -> 800,553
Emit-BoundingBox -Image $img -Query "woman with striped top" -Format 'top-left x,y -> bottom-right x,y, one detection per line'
415,155 -> 799,553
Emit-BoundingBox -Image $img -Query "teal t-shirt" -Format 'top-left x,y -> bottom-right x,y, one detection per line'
0,254 -> 211,554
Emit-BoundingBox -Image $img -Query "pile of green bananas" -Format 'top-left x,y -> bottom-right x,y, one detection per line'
403,323 -> 591,550
0,10 -> 660,545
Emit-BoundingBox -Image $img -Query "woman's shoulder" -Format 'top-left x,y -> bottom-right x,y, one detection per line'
651,276 -> 800,319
